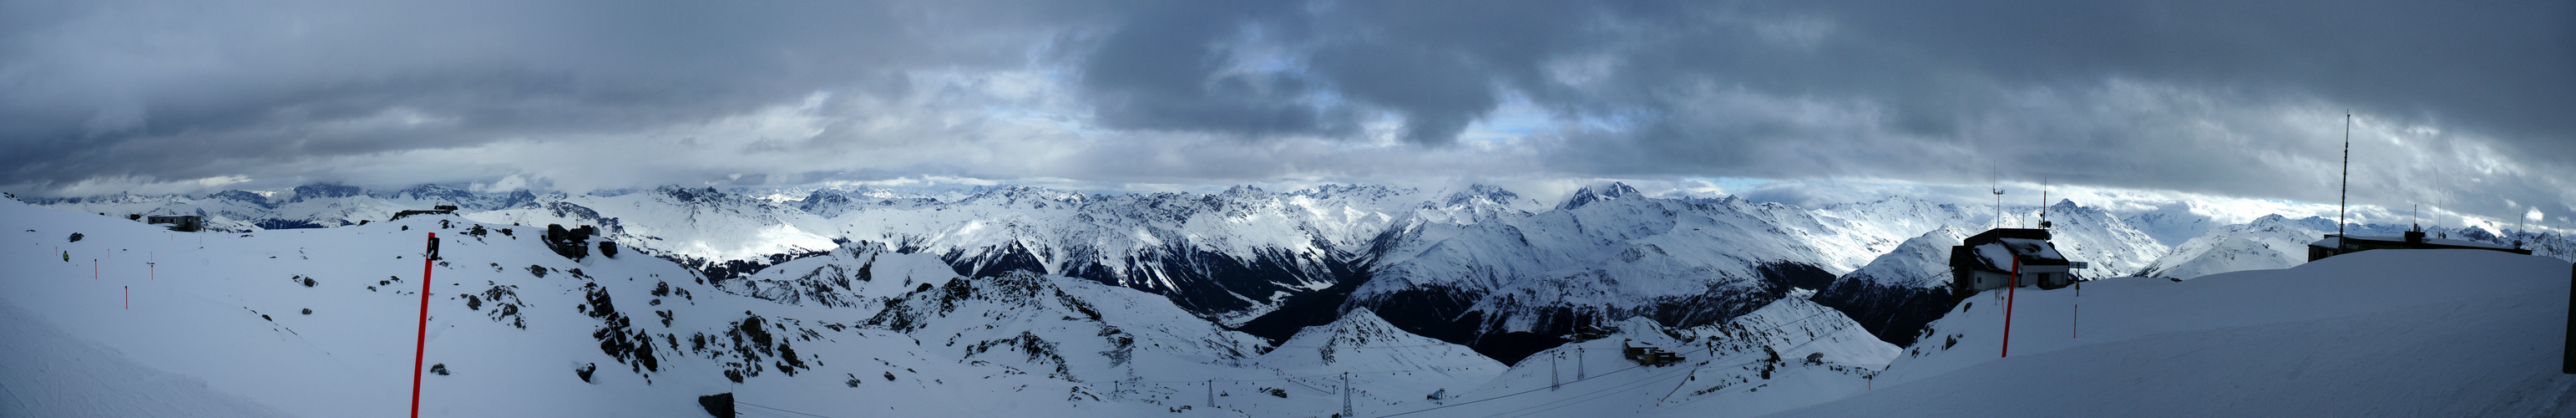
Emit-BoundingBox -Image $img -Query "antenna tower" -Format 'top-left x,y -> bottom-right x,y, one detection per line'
2039,178 -> 2052,229
1991,166 -> 2007,230
2338,113 -> 2351,236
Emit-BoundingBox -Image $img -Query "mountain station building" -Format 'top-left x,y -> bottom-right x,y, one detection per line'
2307,229 -> 2533,262
1950,228 -> 2080,298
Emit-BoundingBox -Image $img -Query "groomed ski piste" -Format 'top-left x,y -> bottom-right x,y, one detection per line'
6,193 -> 2576,417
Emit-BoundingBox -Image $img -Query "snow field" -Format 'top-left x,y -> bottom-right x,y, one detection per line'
1788,249 -> 2576,416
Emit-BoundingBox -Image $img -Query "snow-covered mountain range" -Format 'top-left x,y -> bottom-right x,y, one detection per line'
9,185 -> 2575,417
20,181 -> 2573,366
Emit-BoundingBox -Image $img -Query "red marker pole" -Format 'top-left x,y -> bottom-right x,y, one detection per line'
412,232 -> 438,418
2002,256 -> 2017,358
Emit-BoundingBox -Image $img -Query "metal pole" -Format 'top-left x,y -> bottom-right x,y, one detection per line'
412,232 -> 438,418
2002,255 -> 2017,358
1576,346 -> 1585,380
2339,113 -> 2351,237
2563,262 -> 2573,374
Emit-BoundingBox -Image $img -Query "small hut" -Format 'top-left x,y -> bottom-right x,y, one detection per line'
144,215 -> 202,232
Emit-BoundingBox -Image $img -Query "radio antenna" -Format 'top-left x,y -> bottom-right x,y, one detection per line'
2039,178 -> 2052,229
2338,113 -> 2351,237
1991,165 -> 2006,230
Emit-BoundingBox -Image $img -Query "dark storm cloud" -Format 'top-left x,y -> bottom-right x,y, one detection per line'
2,0 -> 2568,226
0,0 -> 1009,186
1055,0 -> 2574,223
1063,0 -> 2568,168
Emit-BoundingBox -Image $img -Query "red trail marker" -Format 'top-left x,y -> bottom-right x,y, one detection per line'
2002,256 -> 2017,358
412,232 -> 438,418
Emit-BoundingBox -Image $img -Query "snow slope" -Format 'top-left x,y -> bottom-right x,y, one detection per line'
1247,308 -> 1506,410
1352,296 -> 1899,418
0,196 -> 1268,417
1789,249 -> 2576,416
0,298 -> 294,417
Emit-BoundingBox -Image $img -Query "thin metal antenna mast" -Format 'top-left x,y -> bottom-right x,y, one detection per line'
2339,113 -> 2351,237
1992,165 -> 2007,230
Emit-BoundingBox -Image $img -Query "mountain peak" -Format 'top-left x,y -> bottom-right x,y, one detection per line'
1441,184 -> 1521,206
288,184 -> 366,202
1559,181 -> 1641,211
650,186 -> 731,204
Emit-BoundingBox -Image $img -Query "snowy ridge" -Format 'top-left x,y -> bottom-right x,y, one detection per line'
1809,227 -> 1968,346
2138,214 -> 2328,279
1832,227 -> 1967,289
2138,215 -> 2576,280
2027,200 -> 2169,278
1257,308 -> 1503,372
1410,298 -> 1897,417
468,186 -> 841,263
0,196 -> 1291,416
1657,296 -> 1897,415
1809,249 -> 2576,416
2122,202 -> 2219,248
13,188 -> 2576,416
1249,308 -> 1505,405
863,269 -> 1271,385
1344,187 -> 2170,363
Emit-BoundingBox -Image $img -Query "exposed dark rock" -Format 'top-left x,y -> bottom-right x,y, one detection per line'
697,393 -> 734,418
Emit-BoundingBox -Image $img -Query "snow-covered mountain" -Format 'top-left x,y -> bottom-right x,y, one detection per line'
2120,202 -> 2219,248
1413,297 -> 1900,417
0,195 -> 1300,416
1250,308 -> 1506,404
2027,200 -> 2169,278
2137,214 -> 2331,279
1809,227 -> 1967,347
22,182 -> 2185,356
24,184 -> 535,232
1350,184 -> 1868,364
13,186 -> 2574,417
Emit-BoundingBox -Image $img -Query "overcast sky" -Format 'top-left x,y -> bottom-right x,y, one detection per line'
4,0 -> 2570,228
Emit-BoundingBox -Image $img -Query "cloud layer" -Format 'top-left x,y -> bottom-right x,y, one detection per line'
3,0 -> 2569,227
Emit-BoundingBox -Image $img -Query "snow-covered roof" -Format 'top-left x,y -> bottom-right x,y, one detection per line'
2312,234 -> 2518,251
1968,238 -> 2072,272
1997,238 -> 2066,261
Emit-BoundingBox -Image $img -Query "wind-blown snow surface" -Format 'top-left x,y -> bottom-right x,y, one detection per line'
1784,250 -> 2576,416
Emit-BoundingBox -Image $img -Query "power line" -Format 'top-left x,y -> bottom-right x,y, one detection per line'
736,400 -> 839,418
1493,365 -> 1698,418
1491,314 -> 1872,418
1374,309 -> 1840,418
